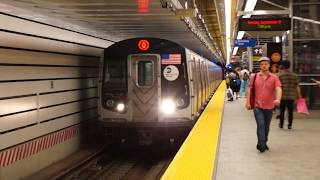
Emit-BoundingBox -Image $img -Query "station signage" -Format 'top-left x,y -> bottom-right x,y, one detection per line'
253,47 -> 263,55
238,18 -> 291,31
252,46 -> 264,62
234,39 -> 256,47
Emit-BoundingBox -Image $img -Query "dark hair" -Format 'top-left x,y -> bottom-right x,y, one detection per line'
281,60 -> 290,69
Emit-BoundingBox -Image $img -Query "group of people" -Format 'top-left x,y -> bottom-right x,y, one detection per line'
226,57 -> 316,153
244,57 -> 302,153
226,67 -> 250,101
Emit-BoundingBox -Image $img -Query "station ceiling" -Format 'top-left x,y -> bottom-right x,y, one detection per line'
0,0 -> 226,63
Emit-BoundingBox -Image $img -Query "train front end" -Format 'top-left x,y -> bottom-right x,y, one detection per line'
98,38 -> 193,145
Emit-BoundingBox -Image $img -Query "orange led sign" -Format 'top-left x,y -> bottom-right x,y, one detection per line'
138,0 -> 149,13
138,39 -> 150,51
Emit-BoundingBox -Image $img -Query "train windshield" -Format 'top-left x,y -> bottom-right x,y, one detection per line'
137,61 -> 154,86
103,59 -> 127,91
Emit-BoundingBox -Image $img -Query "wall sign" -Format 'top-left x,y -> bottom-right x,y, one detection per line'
234,39 -> 256,47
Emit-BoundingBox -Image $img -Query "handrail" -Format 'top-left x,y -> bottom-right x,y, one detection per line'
300,83 -> 319,86
297,74 -> 320,77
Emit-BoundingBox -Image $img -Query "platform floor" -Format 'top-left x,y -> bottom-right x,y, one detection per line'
216,98 -> 320,180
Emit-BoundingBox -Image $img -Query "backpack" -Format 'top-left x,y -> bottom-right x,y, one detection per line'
243,72 -> 249,81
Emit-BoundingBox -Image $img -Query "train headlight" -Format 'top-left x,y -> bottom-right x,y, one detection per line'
161,99 -> 176,114
116,103 -> 126,112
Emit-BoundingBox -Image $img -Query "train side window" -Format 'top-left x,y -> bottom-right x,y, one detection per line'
137,61 -> 154,86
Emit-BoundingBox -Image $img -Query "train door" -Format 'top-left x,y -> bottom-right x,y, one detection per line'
196,59 -> 201,111
198,59 -> 204,108
205,62 -> 209,98
190,58 -> 197,118
202,62 -> 206,102
128,54 -> 160,122
201,61 -> 207,102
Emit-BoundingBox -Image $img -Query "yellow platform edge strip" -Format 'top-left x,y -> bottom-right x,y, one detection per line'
161,81 -> 226,180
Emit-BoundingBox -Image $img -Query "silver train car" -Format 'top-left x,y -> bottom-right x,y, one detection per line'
98,38 -> 223,145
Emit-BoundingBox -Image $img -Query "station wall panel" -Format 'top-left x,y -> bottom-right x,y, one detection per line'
0,111 -> 37,134
39,88 -> 97,108
0,13 -> 111,48
0,66 -> 98,81
0,48 -> 99,67
0,31 -> 103,56
0,108 -> 97,150
0,12 -> 111,154
0,78 -> 97,99
0,94 -> 98,133
38,99 -> 97,123
0,96 -> 37,116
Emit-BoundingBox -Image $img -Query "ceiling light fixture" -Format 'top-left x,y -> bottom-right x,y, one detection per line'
237,31 -> 245,40
225,0 -> 231,64
243,0 -> 258,18
232,47 -> 239,55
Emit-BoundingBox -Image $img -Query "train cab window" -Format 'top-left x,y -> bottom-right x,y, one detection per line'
137,61 -> 154,86
104,60 -> 127,91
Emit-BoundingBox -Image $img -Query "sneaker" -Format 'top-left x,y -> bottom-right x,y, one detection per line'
288,125 -> 292,129
275,115 -> 280,119
265,145 -> 269,150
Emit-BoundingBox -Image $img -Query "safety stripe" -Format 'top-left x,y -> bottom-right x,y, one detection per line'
0,125 -> 81,167
161,81 -> 226,180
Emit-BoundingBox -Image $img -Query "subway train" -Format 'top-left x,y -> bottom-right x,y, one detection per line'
98,38 -> 223,145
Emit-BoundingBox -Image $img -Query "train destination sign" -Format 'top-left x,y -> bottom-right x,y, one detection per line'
239,18 -> 291,31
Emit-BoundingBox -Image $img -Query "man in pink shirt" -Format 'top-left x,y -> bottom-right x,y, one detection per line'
246,57 -> 282,153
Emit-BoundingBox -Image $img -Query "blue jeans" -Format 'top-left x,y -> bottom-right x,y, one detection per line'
240,80 -> 248,97
253,108 -> 273,147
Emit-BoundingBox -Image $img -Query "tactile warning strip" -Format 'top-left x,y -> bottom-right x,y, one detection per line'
161,81 -> 226,180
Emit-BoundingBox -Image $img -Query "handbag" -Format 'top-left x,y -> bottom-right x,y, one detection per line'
297,98 -> 309,115
249,74 -> 257,109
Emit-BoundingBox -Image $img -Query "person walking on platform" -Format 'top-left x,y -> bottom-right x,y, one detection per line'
229,70 -> 241,99
240,67 -> 250,97
278,60 -> 302,129
246,57 -> 282,153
